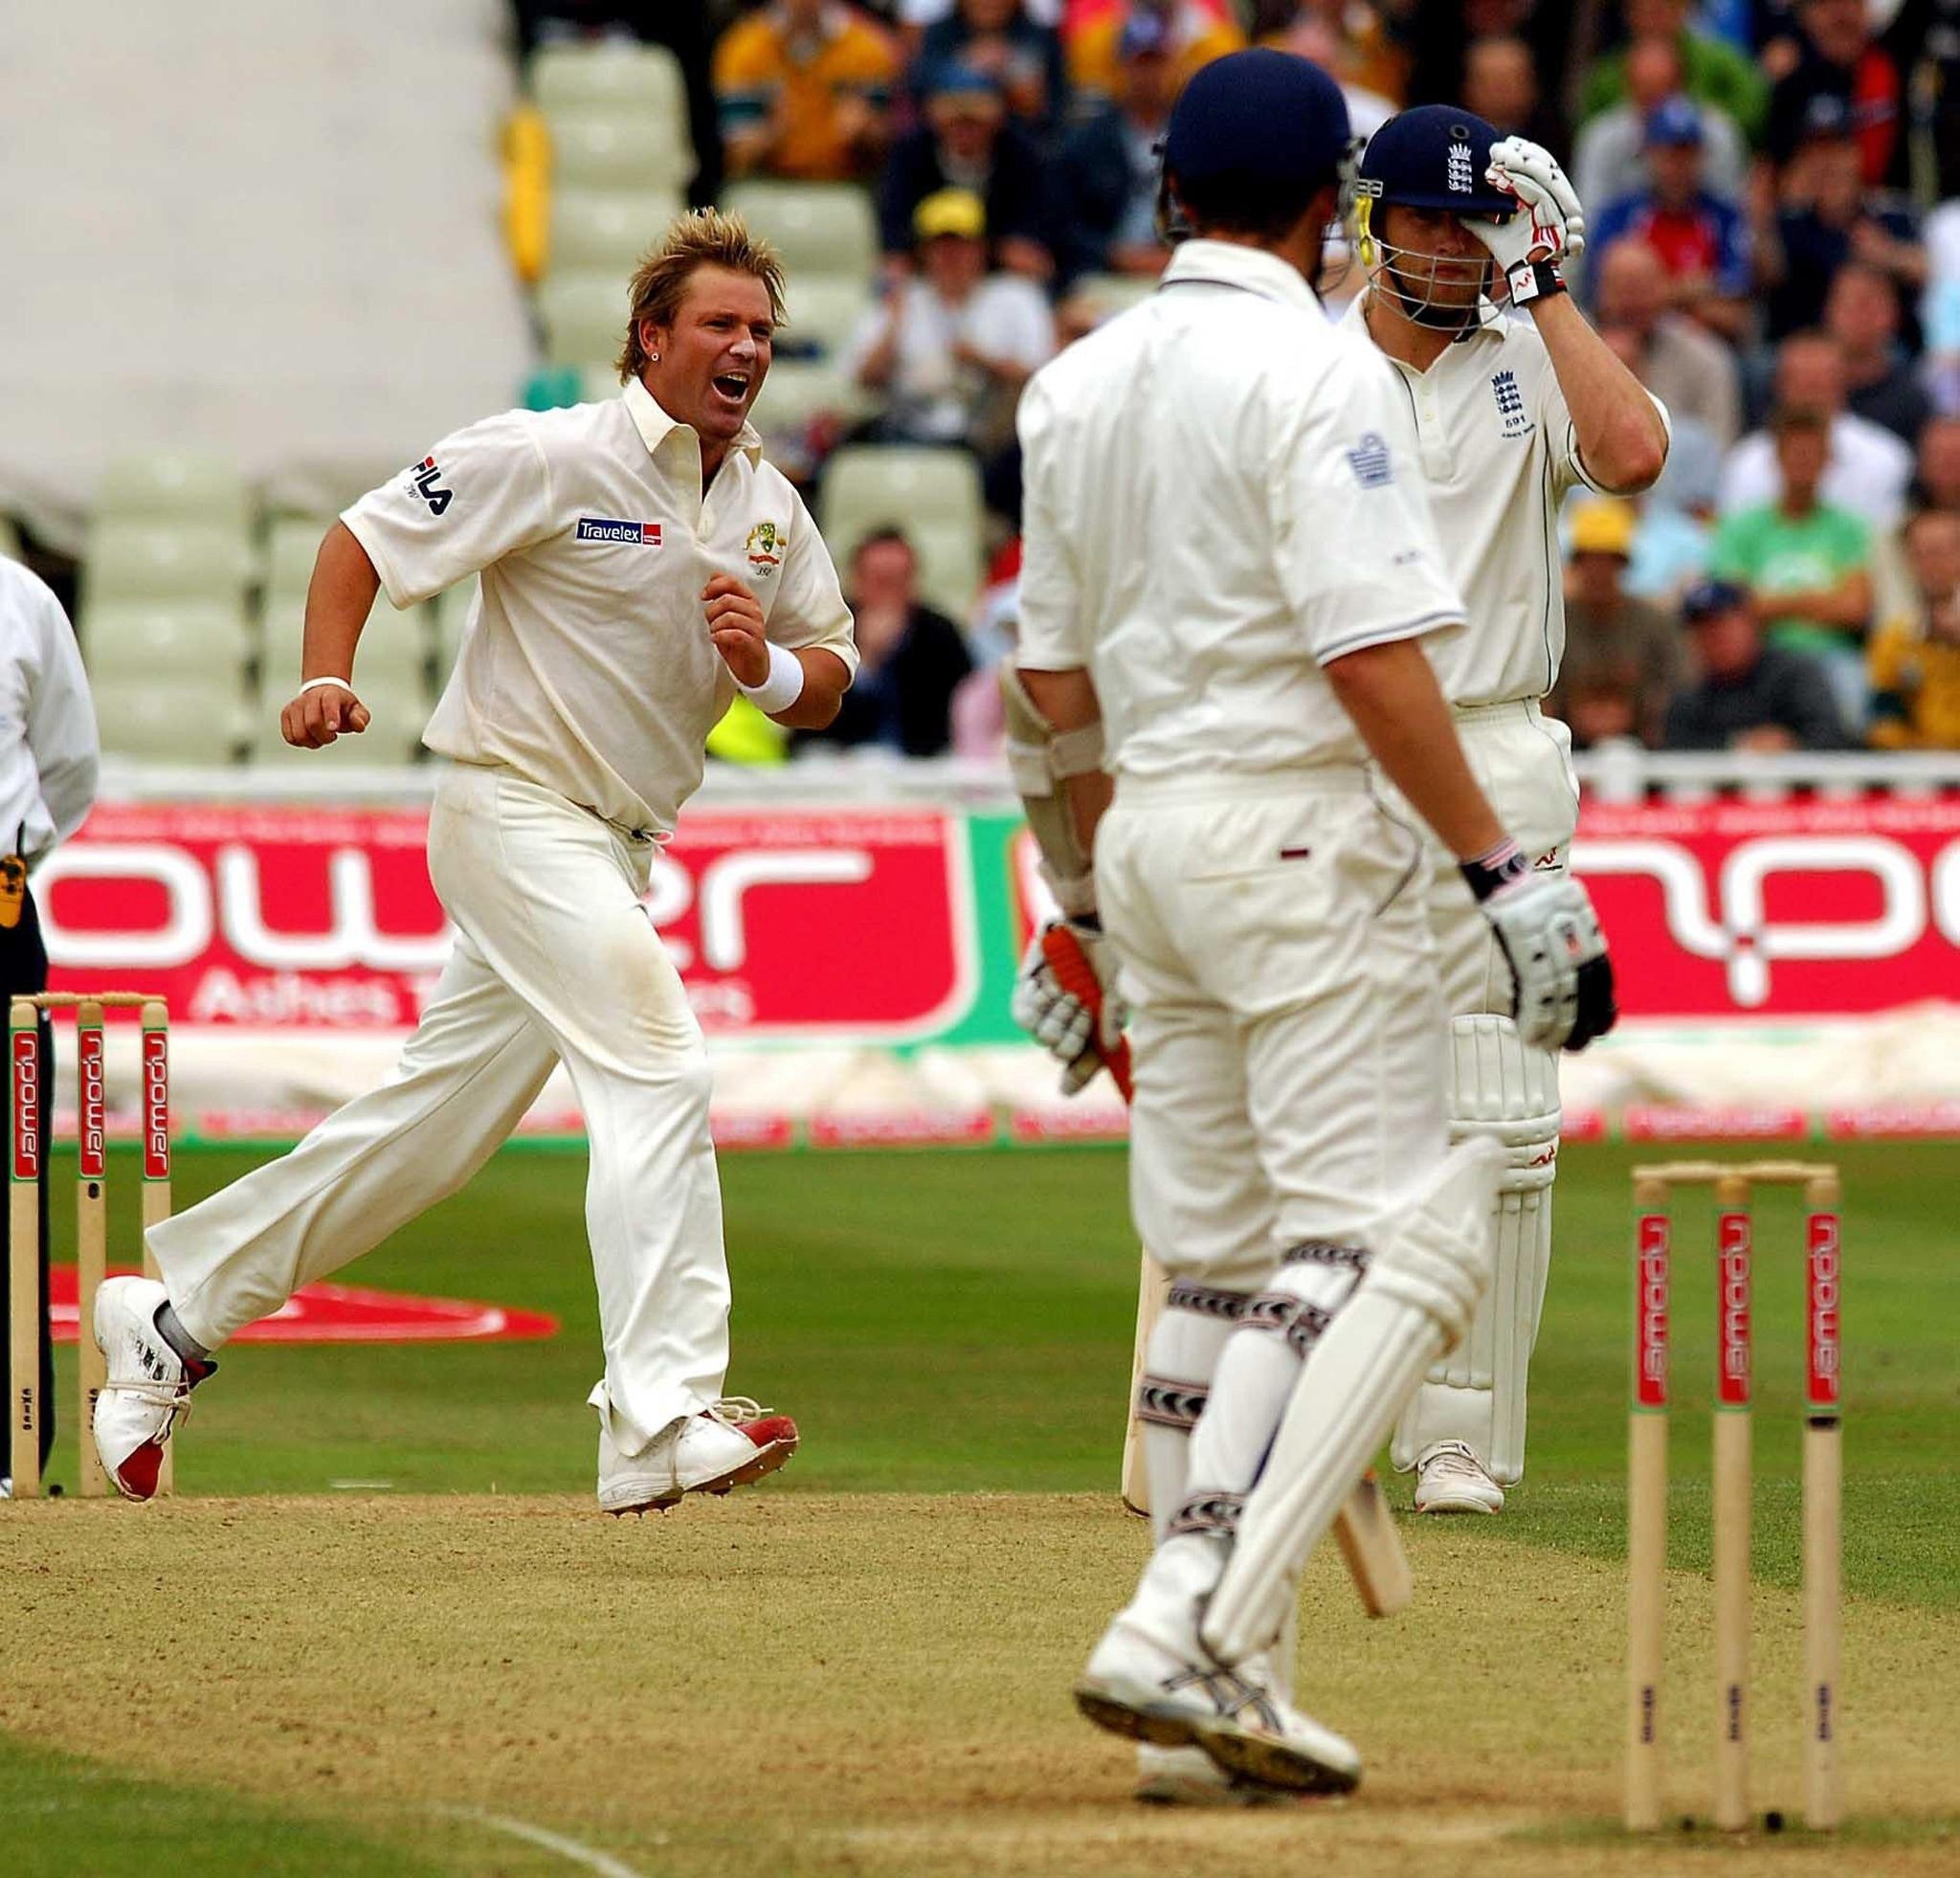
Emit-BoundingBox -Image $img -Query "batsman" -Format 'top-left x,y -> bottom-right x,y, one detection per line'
1008,51 -> 1622,1800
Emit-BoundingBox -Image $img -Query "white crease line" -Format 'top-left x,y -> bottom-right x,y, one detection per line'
442,1806 -> 650,1878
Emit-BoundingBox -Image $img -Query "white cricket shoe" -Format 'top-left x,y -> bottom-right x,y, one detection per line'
92,1277 -> 212,1501
597,1397 -> 798,1515
1413,1440 -> 1504,1515
1133,1744 -> 1298,1808
1076,1617 -> 1361,1796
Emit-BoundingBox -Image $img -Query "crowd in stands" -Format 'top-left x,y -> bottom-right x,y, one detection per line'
20,2 -> 1960,769
589,0 -> 1960,761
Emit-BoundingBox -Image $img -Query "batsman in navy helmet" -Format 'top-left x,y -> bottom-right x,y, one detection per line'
1340,103 -> 1670,1519
1009,50 -> 1621,1804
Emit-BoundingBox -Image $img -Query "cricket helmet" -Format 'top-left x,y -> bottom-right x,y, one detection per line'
1351,104 -> 1518,329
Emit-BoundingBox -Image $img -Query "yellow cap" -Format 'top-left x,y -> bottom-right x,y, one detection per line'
913,188 -> 987,242
1569,498 -> 1636,559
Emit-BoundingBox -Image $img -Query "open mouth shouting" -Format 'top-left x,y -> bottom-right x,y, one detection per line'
710,367 -> 755,414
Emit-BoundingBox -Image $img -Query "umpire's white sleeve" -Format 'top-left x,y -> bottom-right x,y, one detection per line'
1269,348 -> 1466,663
3,561 -> 98,861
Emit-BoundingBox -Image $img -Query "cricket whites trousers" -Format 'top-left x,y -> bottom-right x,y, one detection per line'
146,763 -> 730,1455
1391,699 -> 1580,1484
1097,766 -> 1452,1291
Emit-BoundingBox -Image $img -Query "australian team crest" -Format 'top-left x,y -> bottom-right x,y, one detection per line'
746,520 -> 784,577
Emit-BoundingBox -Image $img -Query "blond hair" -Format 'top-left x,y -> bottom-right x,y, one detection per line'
616,209 -> 788,382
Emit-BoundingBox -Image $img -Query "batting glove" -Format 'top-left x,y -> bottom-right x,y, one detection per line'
1012,920 -> 1129,1096
1462,841 -> 1617,1053
1478,136 -> 1585,267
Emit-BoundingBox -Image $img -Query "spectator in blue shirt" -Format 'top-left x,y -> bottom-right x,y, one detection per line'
1590,95 -> 1750,343
914,0 -> 1067,137
1045,11 -> 1176,289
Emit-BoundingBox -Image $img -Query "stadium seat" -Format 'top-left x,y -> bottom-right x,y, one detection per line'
532,41 -> 686,122
83,599 -> 256,682
538,270 -> 629,370
550,188 -> 684,274
93,678 -> 253,766
95,453 -> 251,527
81,519 -> 255,608
777,277 -> 873,363
547,108 -> 692,192
819,446 -> 984,619
723,182 -> 879,283
749,359 -> 866,444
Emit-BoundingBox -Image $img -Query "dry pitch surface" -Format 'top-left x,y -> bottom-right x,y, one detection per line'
3,1492 -> 1955,1877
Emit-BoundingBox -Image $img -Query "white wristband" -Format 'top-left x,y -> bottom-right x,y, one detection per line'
736,642 -> 804,715
299,676 -> 354,694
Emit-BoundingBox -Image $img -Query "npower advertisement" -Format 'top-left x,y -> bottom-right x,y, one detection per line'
36,794 -> 1960,1037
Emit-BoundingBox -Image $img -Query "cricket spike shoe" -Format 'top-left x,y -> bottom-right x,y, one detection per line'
1133,1744 -> 1300,1808
598,1397 -> 799,1515
1413,1440 -> 1504,1514
92,1277 -> 213,1501
1076,1617 -> 1361,1797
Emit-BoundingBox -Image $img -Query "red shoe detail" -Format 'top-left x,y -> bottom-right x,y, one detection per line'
737,1414 -> 798,1451
116,1440 -> 165,1502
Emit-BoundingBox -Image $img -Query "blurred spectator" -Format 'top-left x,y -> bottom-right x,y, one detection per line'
879,62 -> 1051,277
517,4 -> 724,201
1824,263 -> 1930,448
796,528 -> 973,755
1589,100 -> 1749,342
1067,0 -> 1245,103
1720,332 -> 1914,532
1578,0 -> 1767,146
1258,4 -> 1395,139
1664,578 -> 1851,750
1047,11 -> 1176,288
846,187 -> 1056,486
1249,0 -> 1409,108
714,0 -> 900,182
1760,100 -> 1926,343
1594,239 -> 1740,448
1763,0 -> 1904,187
1897,0 -> 1960,201
1552,499 -> 1683,747
1925,198 -> 1960,414
1710,406 -> 1874,727
1868,508 -> 1960,749
916,0 -> 1068,134
1573,34 -> 1747,218
1460,35 -> 1565,153
1914,414 -> 1960,511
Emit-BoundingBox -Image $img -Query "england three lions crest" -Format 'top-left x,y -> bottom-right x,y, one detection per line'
746,521 -> 784,578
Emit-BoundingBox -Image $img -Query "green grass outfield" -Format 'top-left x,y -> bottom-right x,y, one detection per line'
5,1139 -> 1956,1874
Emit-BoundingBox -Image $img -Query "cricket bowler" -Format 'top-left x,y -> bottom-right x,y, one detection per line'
88,212 -> 856,1514
1345,107 -> 1667,1514
1008,50 -> 1618,1799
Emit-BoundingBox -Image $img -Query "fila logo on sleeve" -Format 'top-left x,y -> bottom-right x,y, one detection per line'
576,517 -> 664,546
409,456 -> 453,515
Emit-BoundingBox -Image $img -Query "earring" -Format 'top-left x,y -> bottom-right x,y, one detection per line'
649,350 -> 660,362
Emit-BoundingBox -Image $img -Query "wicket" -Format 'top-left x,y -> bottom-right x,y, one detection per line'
1625,1159 -> 1841,1834
7,993 -> 172,1501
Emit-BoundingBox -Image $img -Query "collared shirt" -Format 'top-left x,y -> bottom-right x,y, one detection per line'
1340,293 -> 1670,708
345,376 -> 856,838
0,560 -> 98,867
1017,240 -> 1462,780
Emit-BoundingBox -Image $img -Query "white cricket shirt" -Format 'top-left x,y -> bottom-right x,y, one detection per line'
1016,240 -> 1463,779
0,560 -> 98,866
344,376 -> 857,837
1339,293 -> 1669,708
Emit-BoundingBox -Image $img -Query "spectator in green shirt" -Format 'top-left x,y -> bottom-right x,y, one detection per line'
1580,0 -> 1769,146
1709,406 -> 1874,727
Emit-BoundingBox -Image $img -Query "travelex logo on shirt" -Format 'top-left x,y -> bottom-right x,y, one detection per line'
1346,433 -> 1393,489
576,517 -> 664,546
